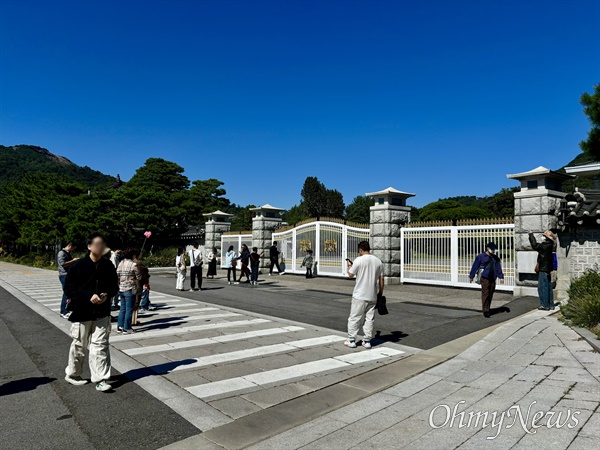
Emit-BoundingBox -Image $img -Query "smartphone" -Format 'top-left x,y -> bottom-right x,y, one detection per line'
345,258 -> 353,265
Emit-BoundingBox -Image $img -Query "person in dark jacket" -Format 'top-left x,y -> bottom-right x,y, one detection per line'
269,241 -> 285,276
469,242 -> 505,318
529,230 -> 556,310
64,232 -> 119,392
238,244 -> 251,283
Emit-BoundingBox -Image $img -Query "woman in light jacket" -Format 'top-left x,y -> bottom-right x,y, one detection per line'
175,246 -> 187,291
225,245 -> 238,285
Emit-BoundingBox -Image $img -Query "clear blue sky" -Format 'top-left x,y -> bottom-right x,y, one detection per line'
1,0 -> 598,208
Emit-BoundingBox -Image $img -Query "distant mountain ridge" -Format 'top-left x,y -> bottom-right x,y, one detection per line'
0,144 -> 115,188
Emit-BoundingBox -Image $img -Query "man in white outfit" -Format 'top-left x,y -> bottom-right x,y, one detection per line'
345,241 -> 384,350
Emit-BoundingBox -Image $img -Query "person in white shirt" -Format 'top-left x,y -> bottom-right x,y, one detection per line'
188,242 -> 203,291
345,241 -> 384,350
175,247 -> 187,291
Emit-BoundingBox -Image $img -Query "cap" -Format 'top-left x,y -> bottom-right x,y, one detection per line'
486,242 -> 497,251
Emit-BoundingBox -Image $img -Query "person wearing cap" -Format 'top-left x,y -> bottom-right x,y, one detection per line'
528,230 -> 556,310
469,242 -> 505,318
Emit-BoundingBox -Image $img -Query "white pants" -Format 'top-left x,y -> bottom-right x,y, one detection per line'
347,297 -> 377,341
65,315 -> 111,383
176,269 -> 186,290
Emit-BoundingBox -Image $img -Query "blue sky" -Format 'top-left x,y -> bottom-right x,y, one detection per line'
1,0 -> 598,208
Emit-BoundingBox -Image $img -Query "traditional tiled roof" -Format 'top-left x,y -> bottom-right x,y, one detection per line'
558,189 -> 600,226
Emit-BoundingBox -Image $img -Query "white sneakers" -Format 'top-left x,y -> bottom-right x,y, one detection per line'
344,340 -> 372,349
279,272 -> 286,275
344,340 -> 357,348
60,312 -> 72,319
95,381 -> 112,392
64,375 -> 88,386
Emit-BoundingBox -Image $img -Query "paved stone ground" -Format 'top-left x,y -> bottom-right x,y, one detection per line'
250,311 -> 600,450
0,262 -> 416,432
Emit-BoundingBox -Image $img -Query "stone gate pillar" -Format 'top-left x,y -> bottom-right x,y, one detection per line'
251,204 -> 285,270
203,210 -> 233,262
507,166 -> 573,298
366,187 -> 414,285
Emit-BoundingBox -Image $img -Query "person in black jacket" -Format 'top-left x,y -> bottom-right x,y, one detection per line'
268,241 -> 285,276
64,232 -> 119,392
529,230 -> 556,310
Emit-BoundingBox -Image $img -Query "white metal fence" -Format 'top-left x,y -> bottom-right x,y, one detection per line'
272,220 -> 371,277
220,233 -> 252,268
400,223 -> 515,291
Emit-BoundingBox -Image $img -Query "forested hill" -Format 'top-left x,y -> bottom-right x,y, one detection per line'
0,145 -> 115,187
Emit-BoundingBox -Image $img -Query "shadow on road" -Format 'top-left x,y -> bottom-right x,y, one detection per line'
373,330 -> 409,345
0,376 -> 56,396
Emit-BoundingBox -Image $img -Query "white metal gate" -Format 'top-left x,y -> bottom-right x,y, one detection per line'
401,223 -> 515,291
272,220 -> 370,277
220,233 -> 252,269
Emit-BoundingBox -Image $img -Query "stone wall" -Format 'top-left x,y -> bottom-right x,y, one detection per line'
204,221 -> 230,261
252,218 -> 281,270
370,207 -> 410,284
556,228 -> 600,298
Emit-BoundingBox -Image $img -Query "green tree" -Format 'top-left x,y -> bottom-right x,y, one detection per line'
419,199 -> 489,222
283,204 -> 308,226
579,83 -> 600,160
345,196 -> 374,223
301,176 -> 327,217
183,178 -> 230,224
227,204 -> 255,231
325,189 -> 345,218
483,188 -> 518,218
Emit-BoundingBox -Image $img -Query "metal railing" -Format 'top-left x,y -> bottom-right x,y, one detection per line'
401,223 -> 515,291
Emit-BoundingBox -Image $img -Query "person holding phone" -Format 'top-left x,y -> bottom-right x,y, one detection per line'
63,232 -> 119,392
345,241 -> 384,350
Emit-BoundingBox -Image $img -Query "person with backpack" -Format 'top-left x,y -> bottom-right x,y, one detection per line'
528,230 -> 557,310
237,244 -> 251,283
301,250 -> 314,279
469,242 -> 505,318
249,247 -> 264,285
225,245 -> 238,285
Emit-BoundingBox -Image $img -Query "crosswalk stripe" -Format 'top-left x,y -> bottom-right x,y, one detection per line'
171,335 -> 346,372
132,312 -> 241,329
137,307 -> 220,316
124,326 -> 305,356
110,318 -> 271,342
185,347 -> 405,401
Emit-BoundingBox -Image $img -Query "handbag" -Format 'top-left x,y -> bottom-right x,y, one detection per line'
376,294 -> 389,315
475,259 -> 492,285
535,262 -> 540,274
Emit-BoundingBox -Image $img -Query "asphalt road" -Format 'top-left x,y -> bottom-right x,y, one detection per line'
148,274 -> 540,351
0,286 -> 198,450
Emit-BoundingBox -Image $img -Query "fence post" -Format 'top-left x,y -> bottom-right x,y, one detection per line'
203,210 -> 233,264
251,204 -> 285,271
367,187 -> 415,285
507,167 -> 573,298
450,226 -> 459,286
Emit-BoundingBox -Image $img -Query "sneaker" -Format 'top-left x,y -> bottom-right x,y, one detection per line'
268,273 -> 272,276
362,340 -> 372,349
148,306 -> 156,311
124,329 -> 136,334
279,272 -> 286,275
537,306 -> 550,311
227,281 -> 231,285
95,381 -> 113,392
234,281 -> 240,285
116,327 -> 124,334
344,340 -> 357,348
65,375 -> 88,386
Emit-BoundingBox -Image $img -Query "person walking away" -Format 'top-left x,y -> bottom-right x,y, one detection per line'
301,250 -> 314,279
57,241 -> 78,318
63,232 -> 118,392
249,247 -> 264,285
131,250 -> 151,325
529,230 -> 557,310
207,247 -> 218,279
109,249 -> 122,311
469,242 -> 505,318
116,248 -> 142,333
238,244 -> 251,283
176,247 -> 187,291
345,241 -> 383,350
269,241 -> 285,276
189,243 -> 203,291
225,245 -> 239,285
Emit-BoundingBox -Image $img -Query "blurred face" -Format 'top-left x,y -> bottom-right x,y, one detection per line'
66,244 -> 76,252
88,237 -> 106,256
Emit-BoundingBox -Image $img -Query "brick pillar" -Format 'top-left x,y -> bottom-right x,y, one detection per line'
366,187 -> 414,285
507,166 -> 573,298
203,210 -> 233,263
251,204 -> 285,270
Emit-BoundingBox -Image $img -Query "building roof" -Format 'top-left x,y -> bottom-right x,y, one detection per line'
564,162 -> 600,177
559,188 -> 600,226
249,204 -> 285,211
506,166 -> 574,181
365,187 -> 416,198
202,210 -> 234,217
